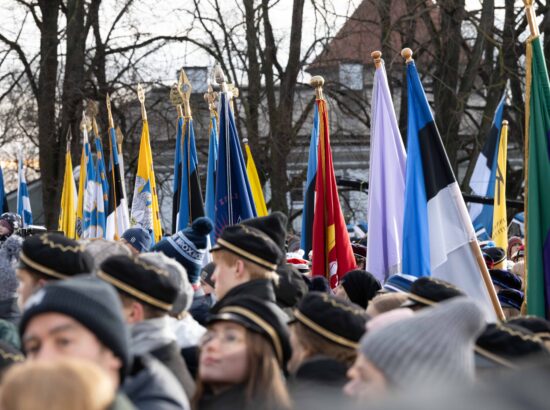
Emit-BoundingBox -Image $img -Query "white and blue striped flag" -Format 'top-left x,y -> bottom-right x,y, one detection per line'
17,152 -> 33,227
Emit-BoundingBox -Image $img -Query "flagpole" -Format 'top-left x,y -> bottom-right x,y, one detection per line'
106,94 -> 119,237
215,65 -> 233,224
524,0 -> 539,38
180,69 -> 194,226
401,47 -> 505,321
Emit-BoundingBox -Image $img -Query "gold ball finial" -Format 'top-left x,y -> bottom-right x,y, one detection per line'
310,75 -> 324,88
401,48 -> 414,64
371,51 -> 382,68
502,119 -> 509,126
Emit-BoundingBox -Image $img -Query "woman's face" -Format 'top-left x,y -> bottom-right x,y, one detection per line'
343,353 -> 387,400
199,321 -> 249,390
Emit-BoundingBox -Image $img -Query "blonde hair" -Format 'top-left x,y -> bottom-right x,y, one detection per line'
292,322 -> 357,367
214,249 -> 278,282
0,359 -> 116,410
366,293 -> 409,317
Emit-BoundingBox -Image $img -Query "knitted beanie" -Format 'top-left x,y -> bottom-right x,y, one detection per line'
152,217 -> 213,284
139,252 -> 194,316
121,227 -> 152,253
19,276 -> 130,381
360,298 -> 485,388
0,235 -> 23,301
341,269 -> 381,309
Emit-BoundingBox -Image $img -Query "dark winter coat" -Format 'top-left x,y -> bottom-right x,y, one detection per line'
149,341 -> 195,399
122,354 -> 190,410
189,293 -> 216,326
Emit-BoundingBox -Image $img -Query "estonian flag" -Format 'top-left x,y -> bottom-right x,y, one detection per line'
300,103 -> 319,257
402,56 -> 496,320
106,127 -> 130,240
469,94 -> 506,239
0,165 -> 8,214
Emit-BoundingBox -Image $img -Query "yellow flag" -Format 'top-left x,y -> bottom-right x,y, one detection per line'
58,150 -> 77,238
492,120 -> 508,267
130,120 -> 162,243
245,143 -> 268,217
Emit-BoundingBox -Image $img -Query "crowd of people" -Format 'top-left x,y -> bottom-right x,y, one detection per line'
0,211 -> 548,410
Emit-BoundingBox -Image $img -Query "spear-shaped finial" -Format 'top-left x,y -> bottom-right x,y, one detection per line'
116,126 -> 124,149
214,65 -> 227,92
86,100 -> 100,136
204,84 -> 218,113
106,94 -> 115,129
523,0 -> 539,37
179,68 -> 193,118
310,75 -> 325,100
137,83 -> 147,122
401,48 -> 414,64
371,51 -> 382,69
66,128 -> 72,152
170,83 -> 184,118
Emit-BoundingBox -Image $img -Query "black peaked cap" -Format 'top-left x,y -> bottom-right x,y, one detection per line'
19,233 -> 93,280
98,254 -> 178,311
208,296 -> 291,367
293,292 -> 368,349
241,212 -> 288,252
211,224 -> 283,271
404,277 -> 465,307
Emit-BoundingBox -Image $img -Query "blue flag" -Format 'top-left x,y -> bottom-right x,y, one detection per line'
94,137 -> 109,237
177,117 -> 204,231
469,93 -> 506,239
17,154 -> 33,227
401,58 -> 495,319
300,104 -> 319,256
172,117 -> 183,233
214,92 -> 256,238
205,114 -> 218,243
0,165 -> 8,213
82,135 -> 96,239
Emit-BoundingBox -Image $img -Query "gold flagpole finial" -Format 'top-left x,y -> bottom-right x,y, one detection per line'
227,83 -> 239,112
214,65 -> 227,92
170,83 -> 185,118
310,75 -> 324,100
106,94 -> 115,129
137,83 -> 147,122
86,100 -> 100,136
179,68 -> 193,118
371,51 -> 383,69
115,125 -> 124,149
401,48 -> 414,64
66,128 -> 72,152
524,0 -> 539,37
204,84 -> 218,114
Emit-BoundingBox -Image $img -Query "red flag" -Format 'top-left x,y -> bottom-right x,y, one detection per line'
311,99 -> 356,287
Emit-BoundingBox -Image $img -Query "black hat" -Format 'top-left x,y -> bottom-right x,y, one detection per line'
341,269 -> 381,309
293,292 -> 368,349
200,262 -> 216,288
98,254 -> 178,312
19,233 -> 93,280
475,323 -> 550,368
211,224 -> 283,271
490,269 -> 522,291
208,296 -> 291,367
19,276 -> 130,380
507,317 -> 550,342
241,212 -> 287,252
402,277 -> 465,308
498,289 -> 524,311
484,247 -> 506,266
274,263 -> 309,309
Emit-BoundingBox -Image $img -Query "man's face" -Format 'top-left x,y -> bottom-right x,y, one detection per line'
16,268 -> 41,309
23,313 -> 122,383
0,224 -> 11,236
212,254 -> 241,300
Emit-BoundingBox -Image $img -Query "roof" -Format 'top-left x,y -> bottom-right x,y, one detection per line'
309,0 -> 440,71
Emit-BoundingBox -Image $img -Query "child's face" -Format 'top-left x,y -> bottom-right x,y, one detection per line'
212,253 -> 240,300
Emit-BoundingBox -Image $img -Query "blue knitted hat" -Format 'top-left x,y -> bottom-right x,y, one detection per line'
152,217 -> 213,284
121,227 -> 152,253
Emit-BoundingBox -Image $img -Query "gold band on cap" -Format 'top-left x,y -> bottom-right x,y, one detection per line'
294,310 -> 359,349
213,238 -> 277,271
405,292 -> 436,307
19,253 -> 69,280
219,306 -> 283,363
97,270 -> 173,311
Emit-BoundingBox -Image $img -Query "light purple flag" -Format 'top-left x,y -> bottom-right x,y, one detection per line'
366,62 -> 407,283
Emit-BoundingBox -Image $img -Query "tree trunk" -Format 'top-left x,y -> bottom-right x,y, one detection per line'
38,0 -> 60,229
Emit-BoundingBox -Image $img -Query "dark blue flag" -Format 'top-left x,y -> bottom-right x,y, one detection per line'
205,114 -> 218,243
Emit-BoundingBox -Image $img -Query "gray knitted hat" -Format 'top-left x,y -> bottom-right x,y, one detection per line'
139,252 -> 194,316
360,297 -> 485,388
